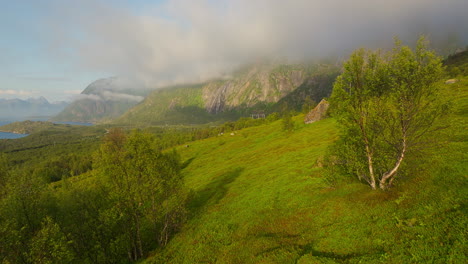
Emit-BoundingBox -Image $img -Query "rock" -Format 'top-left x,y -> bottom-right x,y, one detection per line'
304,99 -> 329,124
445,79 -> 458,84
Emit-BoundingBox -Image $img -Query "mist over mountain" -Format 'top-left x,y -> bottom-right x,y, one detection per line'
51,77 -> 152,122
0,96 -> 68,119
114,62 -> 339,125
39,0 -> 468,90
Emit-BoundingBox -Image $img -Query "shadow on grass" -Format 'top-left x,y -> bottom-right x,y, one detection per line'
255,235 -> 371,262
299,242 -> 365,261
181,157 -> 196,169
188,167 -> 244,217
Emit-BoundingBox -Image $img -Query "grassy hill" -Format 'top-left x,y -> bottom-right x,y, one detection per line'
1,52 -> 466,263
138,75 -> 467,262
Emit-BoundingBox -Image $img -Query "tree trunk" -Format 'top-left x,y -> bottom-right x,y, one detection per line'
358,118 -> 377,189
365,143 -> 377,189
379,138 -> 406,189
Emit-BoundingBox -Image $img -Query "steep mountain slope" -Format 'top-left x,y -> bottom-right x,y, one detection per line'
115,63 -> 339,125
51,77 -> 152,123
0,97 -> 68,119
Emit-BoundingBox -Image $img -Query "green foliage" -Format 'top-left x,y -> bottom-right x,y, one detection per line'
28,217 -> 74,264
444,48 -> 468,76
329,37 -> 445,189
94,129 -> 187,261
0,51 -> 466,263
282,112 -> 294,132
0,154 -> 9,198
301,95 -> 317,114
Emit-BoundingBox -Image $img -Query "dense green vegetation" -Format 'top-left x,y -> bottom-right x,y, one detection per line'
0,121 -> 70,134
0,48 -> 466,263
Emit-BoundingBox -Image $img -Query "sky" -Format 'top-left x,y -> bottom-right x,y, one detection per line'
1,0 -> 467,102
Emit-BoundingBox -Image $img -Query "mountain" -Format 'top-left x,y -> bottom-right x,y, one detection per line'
51,77 -> 153,123
0,96 -> 68,119
115,63 -> 340,125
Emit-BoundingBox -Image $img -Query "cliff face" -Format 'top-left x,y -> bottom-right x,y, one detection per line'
202,64 -> 309,114
113,63 -> 339,125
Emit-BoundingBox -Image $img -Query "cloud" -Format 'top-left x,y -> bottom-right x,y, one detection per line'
63,90 -> 82,95
16,75 -> 71,82
0,89 -> 36,96
42,0 -> 468,88
73,94 -> 101,101
100,91 -> 144,102
73,91 -> 144,102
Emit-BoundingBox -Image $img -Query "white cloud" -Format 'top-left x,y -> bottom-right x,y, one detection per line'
63,90 -> 82,95
73,93 -> 101,101
0,89 -> 36,96
72,91 -> 143,102
41,0 -> 468,88
100,91 -> 144,102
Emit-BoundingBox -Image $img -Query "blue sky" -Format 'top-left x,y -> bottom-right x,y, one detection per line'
0,0 -> 167,101
1,0 -> 467,102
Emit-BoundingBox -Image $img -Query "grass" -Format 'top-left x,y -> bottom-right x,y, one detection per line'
140,75 -> 467,263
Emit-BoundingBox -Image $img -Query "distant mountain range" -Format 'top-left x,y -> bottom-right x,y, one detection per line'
0,97 -> 68,120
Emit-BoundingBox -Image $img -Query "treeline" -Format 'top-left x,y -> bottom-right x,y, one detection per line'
0,129 -> 187,263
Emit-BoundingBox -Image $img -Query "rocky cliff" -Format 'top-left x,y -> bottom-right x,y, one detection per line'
202,64 -> 310,114
114,63 -> 339,125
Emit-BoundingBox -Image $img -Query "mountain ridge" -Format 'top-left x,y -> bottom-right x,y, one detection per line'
0,97 -> 68,119
114,63 -> 340,125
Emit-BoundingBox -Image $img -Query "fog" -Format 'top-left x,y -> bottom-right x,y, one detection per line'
41,0 -> 468,89
74,91 -> 144,102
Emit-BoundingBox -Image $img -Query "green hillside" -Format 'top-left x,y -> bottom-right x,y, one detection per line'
141,74 -> 466,262
1,50 -> 466,263
114,84 -> 229,126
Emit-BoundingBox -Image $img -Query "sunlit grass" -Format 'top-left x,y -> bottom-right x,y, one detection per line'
142,76 -> 467,263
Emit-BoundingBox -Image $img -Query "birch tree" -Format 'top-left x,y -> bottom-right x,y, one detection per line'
330,37 -> 444,189
95,129 -> 187,261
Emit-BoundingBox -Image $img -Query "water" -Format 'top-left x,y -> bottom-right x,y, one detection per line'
0,120 -> 28,139
0,119 -> 93,139
0,131 -> 29,139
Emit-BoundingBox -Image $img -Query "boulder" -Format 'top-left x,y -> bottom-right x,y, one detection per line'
304,99 -> 329,124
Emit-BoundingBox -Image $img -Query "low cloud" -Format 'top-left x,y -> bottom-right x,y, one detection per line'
100,91 -> 144,102
40,0 -> 468,88
0,89 -> 36,96
73,93 -> 101,101
63,90 -> 82,95
16,75 -> 71,82
73,91 -> 144,102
